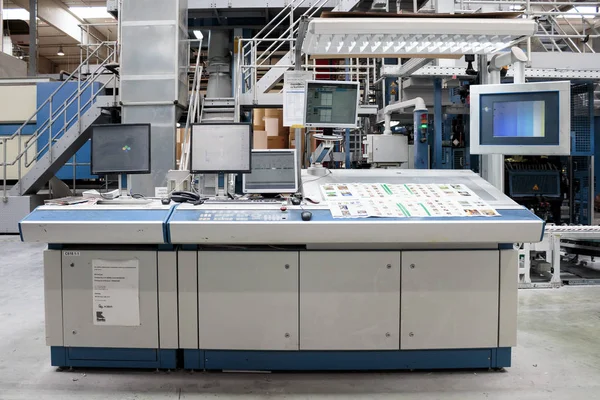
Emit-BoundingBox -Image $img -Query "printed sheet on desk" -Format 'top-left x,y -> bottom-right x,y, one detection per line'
320,183 -> 501,219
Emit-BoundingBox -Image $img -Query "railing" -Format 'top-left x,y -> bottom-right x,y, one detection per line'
180,39 -> 204,171
454,0 -> 599,53
1,40 -> 119,198
236,0 -> 332,99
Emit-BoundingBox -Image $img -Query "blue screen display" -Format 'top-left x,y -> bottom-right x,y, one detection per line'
492,101 -> 545,138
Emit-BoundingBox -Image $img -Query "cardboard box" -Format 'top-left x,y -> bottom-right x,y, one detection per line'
268,136 -> 289,149
176,128 -> 185,167
253,108 -> 265,130
264,117 -> 280,137
265,108 -> 285,134
253,130 -> 268,149
265,109 -> 282,118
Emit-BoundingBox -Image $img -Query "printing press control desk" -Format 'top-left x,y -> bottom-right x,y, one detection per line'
20,170 -> 543,371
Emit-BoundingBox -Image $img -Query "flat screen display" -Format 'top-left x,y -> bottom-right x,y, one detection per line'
190,123 -> 252,173
479,91 -> 560,147
492,100 -> 546,138
91,124 -> 151,175
305,81 -> 359,128
243,150 -> 297,194
469,81 -> 571,156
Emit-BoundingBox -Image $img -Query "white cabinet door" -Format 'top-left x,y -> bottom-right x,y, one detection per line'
198,251 -> 299,350
62,251 -> 158,348
300,251 -> 401,350
401,251 -> 499,350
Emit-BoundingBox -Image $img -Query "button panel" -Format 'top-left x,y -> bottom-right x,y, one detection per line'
197,210 -> 289,222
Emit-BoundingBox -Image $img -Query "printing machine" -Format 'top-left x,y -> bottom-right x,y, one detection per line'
20,169 -> 543,371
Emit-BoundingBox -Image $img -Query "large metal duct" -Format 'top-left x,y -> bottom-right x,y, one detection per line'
120,0 -> 189,196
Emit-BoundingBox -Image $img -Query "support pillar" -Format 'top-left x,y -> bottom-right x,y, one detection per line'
28,0 -> 37,76
120,0 -> 188,196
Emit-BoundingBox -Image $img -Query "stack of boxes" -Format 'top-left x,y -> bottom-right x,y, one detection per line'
252,108 -> 288,149
252,108 -> 317,153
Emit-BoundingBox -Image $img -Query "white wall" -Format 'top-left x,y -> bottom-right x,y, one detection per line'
0,52 -> 27,78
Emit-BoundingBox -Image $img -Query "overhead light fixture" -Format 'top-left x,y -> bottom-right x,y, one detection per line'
69,6 -> 113,20
302,18 -> 537,56
3,8 -> 30,21
193,30 -> 204,40
57,46 -> 65,56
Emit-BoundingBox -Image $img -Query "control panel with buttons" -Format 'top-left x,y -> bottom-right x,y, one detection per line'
197,210 -> 290,222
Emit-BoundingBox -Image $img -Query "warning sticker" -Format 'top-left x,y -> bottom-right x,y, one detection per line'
92,259 -> 140,326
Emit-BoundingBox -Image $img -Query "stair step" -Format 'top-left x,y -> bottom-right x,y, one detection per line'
202,107 -> 235,113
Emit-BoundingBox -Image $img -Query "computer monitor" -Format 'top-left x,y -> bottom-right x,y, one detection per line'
470,81 -> 571,155
91,124 -> 151,175
304,80 -> 359,128
190,123 -> 252,174
243,150 -> 298,194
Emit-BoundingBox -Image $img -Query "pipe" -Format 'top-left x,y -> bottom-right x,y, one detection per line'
28,0 -> 37,76
383,97 -> 427,135
489,47 -> 528,71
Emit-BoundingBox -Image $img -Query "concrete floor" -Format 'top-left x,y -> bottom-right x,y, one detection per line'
1,236 -> 600,400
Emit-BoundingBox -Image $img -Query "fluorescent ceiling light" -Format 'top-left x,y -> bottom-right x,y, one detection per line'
3,8 -> 30,20
566,6 -> 598,19
193,30 -> 204,40
69,6 -> 113,19
302,18 -> 537,56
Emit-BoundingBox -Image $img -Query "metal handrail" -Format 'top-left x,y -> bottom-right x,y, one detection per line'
0,43 -> 114,145
237,0 -> 331,100
253,0 -> 329,68
180,40 -> 204,171
4,47 -> 117,168
1,40 -> 118,197
24,63 -> 117,168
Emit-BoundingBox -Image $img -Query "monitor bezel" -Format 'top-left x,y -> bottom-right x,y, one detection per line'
90,123 -> 152,175
303,80 -> 360,129
242,149 -> 299,194
190,122 -> 253,174
470,81 -> 571,156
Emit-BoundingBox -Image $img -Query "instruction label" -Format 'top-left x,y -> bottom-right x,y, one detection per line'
283,71 -> 312,127
92,259 -> 140,326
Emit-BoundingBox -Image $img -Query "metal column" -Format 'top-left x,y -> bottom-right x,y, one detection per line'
120,0 -> 188,196
0,0 -> 3,53
479,55 -> 503,191
433,78 -> 442,169
28,0 -> 37,76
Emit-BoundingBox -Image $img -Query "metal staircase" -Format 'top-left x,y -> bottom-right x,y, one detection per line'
1,41 -> 119,197
237,0 -> 362,106
200,98 -> 236,123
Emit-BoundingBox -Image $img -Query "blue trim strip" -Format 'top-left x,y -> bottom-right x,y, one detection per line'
163,204 -> 179,244
540,220 -> 547,242
193,348 -> 511,371
18,222 -> 24,242
50,347 -> 177,369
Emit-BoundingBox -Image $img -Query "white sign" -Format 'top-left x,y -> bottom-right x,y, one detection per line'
92,259 -> 140,326
63,251 -> 80,257
155,187 -> 168,198
283,71 -> 312,127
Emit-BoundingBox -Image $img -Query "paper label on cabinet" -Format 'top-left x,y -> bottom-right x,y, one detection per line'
92,259 -> 140,326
